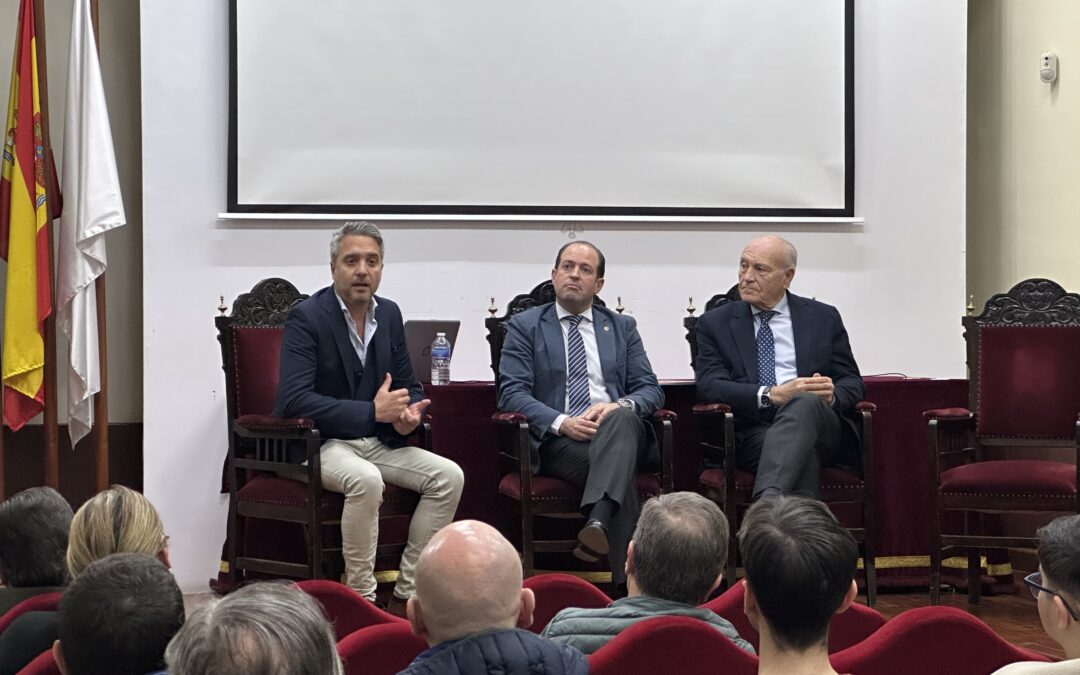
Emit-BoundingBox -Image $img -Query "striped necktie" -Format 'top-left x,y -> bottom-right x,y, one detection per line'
565,314 -> 591,416
757,310 -> 778,388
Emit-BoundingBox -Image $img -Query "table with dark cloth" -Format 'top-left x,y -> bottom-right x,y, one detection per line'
224,376 -> 1015,592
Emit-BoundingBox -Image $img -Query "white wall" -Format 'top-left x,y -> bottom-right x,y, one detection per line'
141,0 -> 968,591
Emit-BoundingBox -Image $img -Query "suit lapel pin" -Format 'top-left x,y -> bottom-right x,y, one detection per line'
603,324 -> 610,332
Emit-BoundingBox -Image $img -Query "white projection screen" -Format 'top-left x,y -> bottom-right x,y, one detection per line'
229,0 -> 853,217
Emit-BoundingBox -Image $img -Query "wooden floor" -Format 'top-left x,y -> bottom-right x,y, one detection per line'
871,579 -> 1064,661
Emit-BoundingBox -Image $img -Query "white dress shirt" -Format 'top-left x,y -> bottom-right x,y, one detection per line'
754,293 -> 797,407
336,292 -> 379,365
550,303 -> 614,434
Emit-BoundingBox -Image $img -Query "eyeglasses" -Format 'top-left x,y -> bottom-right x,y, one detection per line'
1024,571 -> 1080,621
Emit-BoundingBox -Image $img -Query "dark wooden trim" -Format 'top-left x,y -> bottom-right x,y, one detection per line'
2,423 -> 142,507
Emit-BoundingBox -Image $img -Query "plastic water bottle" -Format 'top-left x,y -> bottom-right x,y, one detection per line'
430,333 -> 451,385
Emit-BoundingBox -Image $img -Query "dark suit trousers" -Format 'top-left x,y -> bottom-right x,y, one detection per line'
736,392 -> 842,499
538,406 -> 648,584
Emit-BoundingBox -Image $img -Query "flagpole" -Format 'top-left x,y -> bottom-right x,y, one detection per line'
32,0 -> 60,489
88,0 -> 110,491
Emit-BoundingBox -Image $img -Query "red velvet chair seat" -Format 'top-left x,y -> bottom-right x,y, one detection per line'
498,473 -> 662,502
699,467 -> 863,493
238,475 -> 420,510
940,460 -> 1077,497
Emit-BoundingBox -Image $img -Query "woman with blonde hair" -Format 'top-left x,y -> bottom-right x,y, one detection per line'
67,484 -> 170,578
0,485 -> 172,674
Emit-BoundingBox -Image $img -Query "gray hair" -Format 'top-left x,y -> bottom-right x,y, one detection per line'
165,582 -> 343,675
0,486 -> 73,587
330,221 -> 384,262
630,492 -> 728,605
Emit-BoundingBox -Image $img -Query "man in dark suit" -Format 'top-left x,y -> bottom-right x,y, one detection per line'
498,241 -> 665,583
274,221 -> 463,615
694,235 -> 863,499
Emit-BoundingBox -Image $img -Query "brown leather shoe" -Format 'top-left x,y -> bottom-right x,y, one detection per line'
387,594 -> 409,619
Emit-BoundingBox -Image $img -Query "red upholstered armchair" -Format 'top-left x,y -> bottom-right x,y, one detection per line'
829,606 -> 1050,674
487,281 -> 676,578
588,615 -> 759,675
700,580 -> 887,654
927,278 -> 1080,604
337,622 -> 428,675
217,278 -> 421,586
523,573 -> 613,633
685,287 -> 877,605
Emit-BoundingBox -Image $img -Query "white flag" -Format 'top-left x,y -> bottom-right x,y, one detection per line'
56,0 -> 126,448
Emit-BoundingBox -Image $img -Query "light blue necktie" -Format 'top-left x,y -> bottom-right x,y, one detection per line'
565,315 -> 591,416
757,310 -> 778,387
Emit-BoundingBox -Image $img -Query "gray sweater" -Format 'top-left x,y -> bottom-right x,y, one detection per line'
541,595 -> 756,655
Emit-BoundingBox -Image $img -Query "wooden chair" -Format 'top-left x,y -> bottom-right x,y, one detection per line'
926,278 -> 1080,604
487,281 -> 676,578
685,286 -> 877,606
217,278 -> 421,585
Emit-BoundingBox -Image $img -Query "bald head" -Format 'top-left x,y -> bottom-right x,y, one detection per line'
738,236 -> 798,310
408,521 -> 534,645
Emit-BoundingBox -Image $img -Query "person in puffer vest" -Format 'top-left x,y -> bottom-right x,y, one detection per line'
400,520 -> 588,675
542,491 -> 754,655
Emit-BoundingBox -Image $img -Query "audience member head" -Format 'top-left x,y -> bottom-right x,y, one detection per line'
408,520 -> 535,646
739,496 -> 858,653
166,582 -> 343,675
626,492 -> 728,605
67,485 -> 169,578
738,235 -> 798,311
0,486 -> 73,587
1031,515 -> 1080,657
53,552 -> 184,675
551,241 -> 606,314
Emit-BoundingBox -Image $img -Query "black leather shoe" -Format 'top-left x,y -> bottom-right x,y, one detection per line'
573,519 -> 609,562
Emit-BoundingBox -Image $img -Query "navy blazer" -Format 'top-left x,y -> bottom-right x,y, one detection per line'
694,291 -> 864,453
273,286 -> 423,455
498,302 -> 665,467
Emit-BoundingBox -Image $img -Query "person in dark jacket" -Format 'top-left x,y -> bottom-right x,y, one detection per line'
401,520 -> 588,675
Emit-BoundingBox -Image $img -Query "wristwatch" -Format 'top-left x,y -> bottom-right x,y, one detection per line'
761,386 -> 774,409
616,398 -> 634,410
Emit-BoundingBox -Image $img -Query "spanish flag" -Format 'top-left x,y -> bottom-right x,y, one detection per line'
1,0 -> 53,431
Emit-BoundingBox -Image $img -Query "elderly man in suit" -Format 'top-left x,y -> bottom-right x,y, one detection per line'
274,221 -> 464,615
694,235 -> 864,499
498,241 -> 665,584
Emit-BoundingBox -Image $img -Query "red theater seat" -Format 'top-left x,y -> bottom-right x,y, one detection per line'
523,573 -> 612,633
337,622 -> 427,675
295,579 -> 404,642
589,615 -> 759,675
829,606 -> 1050,674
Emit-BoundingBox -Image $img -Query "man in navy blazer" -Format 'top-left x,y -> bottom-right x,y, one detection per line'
274,222 -> 463,614
499,241 -> 664,583
694,236 -> 864,499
